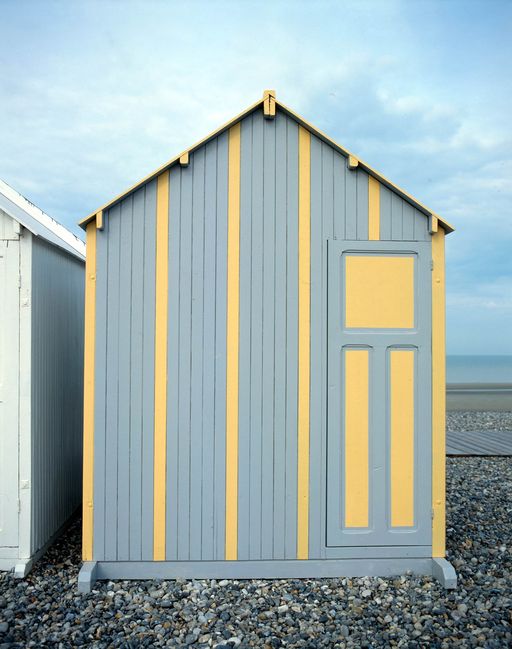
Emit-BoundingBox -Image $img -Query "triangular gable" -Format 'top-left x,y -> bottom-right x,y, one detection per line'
79,91 -> 453,234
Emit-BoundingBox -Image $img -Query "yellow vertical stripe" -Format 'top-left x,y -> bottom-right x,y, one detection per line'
344,350 -> 369,527
432,229 -> 446,557
390,350 -> 415,526
82,221 -> 97,561
297,125 -> 311,560
368,176 -> 380,240
225,123 -> 241,561
153,172 -> 169,560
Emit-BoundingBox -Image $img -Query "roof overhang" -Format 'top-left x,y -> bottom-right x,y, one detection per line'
0,180 -> 86,260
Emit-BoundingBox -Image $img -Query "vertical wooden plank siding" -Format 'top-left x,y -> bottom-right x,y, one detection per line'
153,172 -> 169,560
225,122 -> 241,560
390,350 -> 415,526
82,220 -> 97,561
432,229 -> 446,557
368,176 -> 380,240
344,349 -> 369,528
297,125 -> 310,560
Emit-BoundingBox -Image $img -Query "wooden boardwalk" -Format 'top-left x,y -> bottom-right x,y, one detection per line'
447,430 -> 512,456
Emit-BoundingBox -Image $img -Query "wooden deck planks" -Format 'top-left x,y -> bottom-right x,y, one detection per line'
447,430 -> 512,456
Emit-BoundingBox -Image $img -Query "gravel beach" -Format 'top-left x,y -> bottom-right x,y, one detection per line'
1,414 -> 511,648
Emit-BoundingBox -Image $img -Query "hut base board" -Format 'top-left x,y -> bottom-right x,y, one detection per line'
78,558 -> 457,593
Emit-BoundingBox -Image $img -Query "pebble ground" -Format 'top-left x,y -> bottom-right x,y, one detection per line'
1,413 -> 511,648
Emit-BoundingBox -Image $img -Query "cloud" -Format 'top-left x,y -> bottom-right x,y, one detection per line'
0,0 -> 510,352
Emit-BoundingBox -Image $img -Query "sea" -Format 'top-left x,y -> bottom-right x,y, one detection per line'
447,355 -> 512,384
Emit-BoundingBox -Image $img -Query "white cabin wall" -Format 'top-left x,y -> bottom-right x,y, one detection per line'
30,236 -> 84,555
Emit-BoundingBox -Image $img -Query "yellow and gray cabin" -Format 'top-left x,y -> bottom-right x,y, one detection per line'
78,91 -> 455,591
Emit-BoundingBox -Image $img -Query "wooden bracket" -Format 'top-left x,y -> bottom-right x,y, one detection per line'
263,89 -> 276,119
348,155 -> 359,170
429,215 -> 439,234
96,210 -> 104,230
179,151 -> 190,167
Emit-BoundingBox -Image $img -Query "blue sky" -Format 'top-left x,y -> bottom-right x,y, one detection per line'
1,0 -> 511,354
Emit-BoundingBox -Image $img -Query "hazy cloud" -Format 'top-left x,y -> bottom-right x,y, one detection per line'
0,0 -> 510,353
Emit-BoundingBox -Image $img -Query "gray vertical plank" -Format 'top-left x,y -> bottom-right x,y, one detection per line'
214,131 -> 228,560
391,193 -> 403,240
261,116 -> 276,559
249,112 -> 264,560
413,207 -> 429,241
201,139 -> 218,560
166,168 -> 182,561
189,148 -> 206,560
380,185 -> 392,240
104,204 -> 121,560
402,202 -> 415,240
141,180 -> 156,561
272,113 -> 288,560
333,152 -> 346,240
177,162 -> 193,560
356,171 -> 369,240
345,166 -> 358,240
93,218 -> 109,561
322,143 -> 334,240
129,188 -> 145,560
371,346 -> 387,539
117,196 -> 133,561
284,117 -> 299,559
237,116 -> 253,561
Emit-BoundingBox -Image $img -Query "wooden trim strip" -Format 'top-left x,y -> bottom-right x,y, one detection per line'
368,176 -> 380,241
153,171 -> 170,560
225,123 -> 241,561
82,221 -> 97,560
297,125 -> 311,559
432,230 -> 446,557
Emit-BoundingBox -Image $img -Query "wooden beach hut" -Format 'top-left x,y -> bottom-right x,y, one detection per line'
78,91 -> 455,591
0,180 -> 85,577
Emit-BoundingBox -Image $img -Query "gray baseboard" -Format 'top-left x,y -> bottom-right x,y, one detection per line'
77,557 -> 457,593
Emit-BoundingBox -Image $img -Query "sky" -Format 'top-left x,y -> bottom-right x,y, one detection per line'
0,0 -> 511,354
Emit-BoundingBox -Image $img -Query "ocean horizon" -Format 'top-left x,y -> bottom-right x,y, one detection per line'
447,355 -> 512,385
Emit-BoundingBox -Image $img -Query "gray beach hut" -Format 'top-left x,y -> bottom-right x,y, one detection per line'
78,91 -> 455,591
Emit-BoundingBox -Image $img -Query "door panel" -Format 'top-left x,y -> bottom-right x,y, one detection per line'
0,240 -> 20,548
327,240 -> 431,547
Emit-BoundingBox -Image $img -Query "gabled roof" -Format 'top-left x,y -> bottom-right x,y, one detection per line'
79,91 -> 454,234
0,179 -> 86,260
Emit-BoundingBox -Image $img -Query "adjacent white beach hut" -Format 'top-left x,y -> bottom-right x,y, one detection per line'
0,180 -> 85,577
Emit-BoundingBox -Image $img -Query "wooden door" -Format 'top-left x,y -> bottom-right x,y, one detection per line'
327,240 -> 432,548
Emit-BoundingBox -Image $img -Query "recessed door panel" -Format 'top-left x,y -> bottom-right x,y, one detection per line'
327,240 -> 431,548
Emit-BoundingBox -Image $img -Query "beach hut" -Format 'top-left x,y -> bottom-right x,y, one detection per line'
78,91 -> 456,592
0,180 -> 85,577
